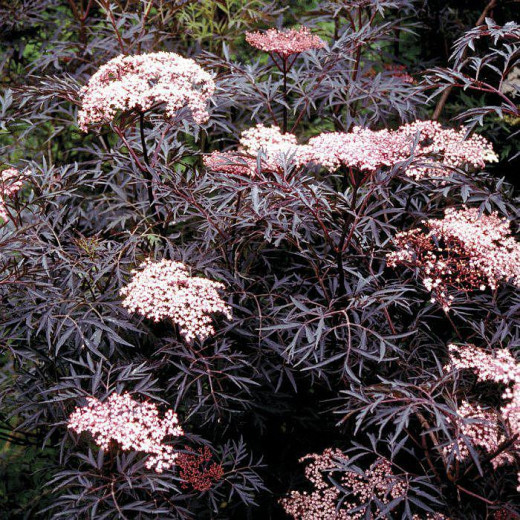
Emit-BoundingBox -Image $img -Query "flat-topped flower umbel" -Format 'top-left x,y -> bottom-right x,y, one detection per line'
298,120 -> 497,176
78,52 -> 215,131
68,393 -> 183,473
246,26 -> 326,57
121,259 -> 232,342
205,121 -> 497,178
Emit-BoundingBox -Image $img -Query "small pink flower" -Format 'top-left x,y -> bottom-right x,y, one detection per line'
68,393 -> 183,473
246,26 -> 326,58
443,401 -> 514,467
444,343 -> 520,485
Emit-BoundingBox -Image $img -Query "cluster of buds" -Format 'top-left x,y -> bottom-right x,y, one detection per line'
246,26 -> 326,58
383,63 -> 415,84
445,344 -> 520,489
176,445 -> 224,492
387,208 -> 520,310
0,168 -> 23,221
68,393 -> 183,473
120,259 -> 232,342
78,52 -> 215,131
281,449 -> 414,519
205,121 -> 497,180
203,151 -> 263,177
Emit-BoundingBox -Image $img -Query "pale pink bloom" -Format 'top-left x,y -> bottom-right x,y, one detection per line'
246,26 -> 326,57
78,52 -> 215,131
427,208 -> 520,290
238,123 -> 307,171
398,120 -> 498,179
0,168 -> 23,221
205,125 -> 306,176
120,259 -> 232,342
387,208 -> 520,309
239,124 -> 298,156
281,449 -> 411,520
68,392 -> 183,473
446,343 -> 520,387
300,127 -> 406,172
216,121 -> 497,179
443,401 -> 514,468
444,344 -> 520,481
299,120 -> 497,177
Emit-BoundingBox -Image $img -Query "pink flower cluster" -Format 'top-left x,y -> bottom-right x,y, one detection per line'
205,121 -> 497,180
445,344 -> 520,488
120,259 -> 232,342
281,449 -> 412,520
246,26 -> 326,57
443,401 -> 514,467
68,392 -> 183,473
299,120 -> 497,178
177,445 -> 224,492
78,52 -> 215,131
204,151 -> 262,177
239,123 -> 299,156
387,207 -> 520,310
383,63 -> 415,84
0,168 -> 23,221
204,124 -> 302,177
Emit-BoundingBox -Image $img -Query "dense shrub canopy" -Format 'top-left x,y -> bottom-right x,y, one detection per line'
0,0 -> 519,518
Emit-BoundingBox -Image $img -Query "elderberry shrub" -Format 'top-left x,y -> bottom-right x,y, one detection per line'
0,0 -> 519,518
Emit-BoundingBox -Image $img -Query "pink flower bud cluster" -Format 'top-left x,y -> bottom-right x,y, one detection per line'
0,168 -> 23,221
281,449 -> 415,520
68,392 -> 183,473
78,52 -> 215,131
387,208 -> 520,310
205,121 -> 497,180
204,151 -> 262,177
120,259 -> 232,342
246,26 -> 326,58
383,63 -> 415,84
445,344 -> 520,489
177,445 -> 224,492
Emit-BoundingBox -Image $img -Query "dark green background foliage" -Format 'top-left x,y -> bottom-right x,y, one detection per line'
0,0 -> 519,518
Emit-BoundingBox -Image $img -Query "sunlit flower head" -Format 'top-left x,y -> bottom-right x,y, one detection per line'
78,52 -> 215,131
